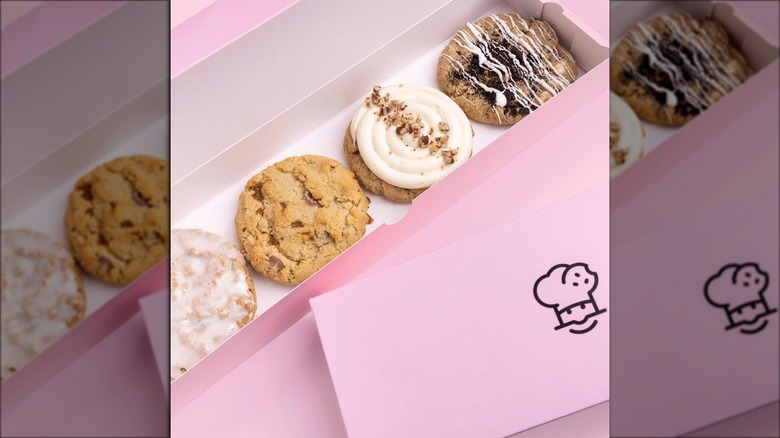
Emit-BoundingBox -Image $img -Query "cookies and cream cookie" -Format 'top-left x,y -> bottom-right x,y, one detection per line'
610,12 -> 749,126
610,92 -> 644,179
170,229 -> 257,380
438,13 -> 577,125
64,155 -> 169,285
344,84 -> 473,202
1,229 -> 86,381
235,155 -> 371,285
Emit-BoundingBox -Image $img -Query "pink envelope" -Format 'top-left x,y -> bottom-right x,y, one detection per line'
610,184 -> 779,437
310,184 -> 609,438
140,289 -> 170,397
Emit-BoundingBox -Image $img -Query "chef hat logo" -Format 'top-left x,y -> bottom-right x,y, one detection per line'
704,262 -> 776,334
533,262 -> 607,334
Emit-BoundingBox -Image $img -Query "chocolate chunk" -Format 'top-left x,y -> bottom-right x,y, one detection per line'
268,234 -> 279,245
98,256 -> 115,272
252,183 -> 264,202
78,182 -> 94,201
268,256 -> 285,271
133,190 -> 151,207
98,235 -> 109,245
291,220 -> 304,228
303,190 -> 320,207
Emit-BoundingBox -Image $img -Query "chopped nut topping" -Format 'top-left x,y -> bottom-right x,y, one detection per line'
364,85 -> 457,157
442,149 -> 456,164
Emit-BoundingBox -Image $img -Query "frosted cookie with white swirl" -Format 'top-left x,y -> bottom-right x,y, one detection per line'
170,229 -> 257,380
1,229 -> 86,381
344,84 -> 473,202
438,13 -> 577,125
611,12 -> 749,126
610,92 -> 644,179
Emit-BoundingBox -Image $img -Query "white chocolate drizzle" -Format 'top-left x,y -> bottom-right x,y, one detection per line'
617,13 -> 746,123
442,14 -> 576,123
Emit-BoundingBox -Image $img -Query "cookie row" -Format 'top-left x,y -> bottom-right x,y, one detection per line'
170,13 -> 578,380
1,155 -> 169,381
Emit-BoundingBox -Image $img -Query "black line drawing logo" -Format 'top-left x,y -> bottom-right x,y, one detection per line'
704,262 -> 777,334
533,263 -> 607,334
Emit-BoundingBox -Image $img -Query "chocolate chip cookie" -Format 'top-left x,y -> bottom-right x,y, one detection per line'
235,155 -> 371,285
610,12 -> 749,126
438,13 -> 577,125
64,155 -> 169,285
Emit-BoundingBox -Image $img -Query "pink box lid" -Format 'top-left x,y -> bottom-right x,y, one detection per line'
311,184 -> 609,438
0,311 -> 167,437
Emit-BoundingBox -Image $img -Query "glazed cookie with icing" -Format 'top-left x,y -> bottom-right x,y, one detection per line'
345,84 -> 473,202
1,229 -> 86,381
611,12 -> 749,126
235,155 -> 372,285
438,13 -> 577,125
65,155 -> 169,285
610,92 -> 644,179
170,229 -> 257,380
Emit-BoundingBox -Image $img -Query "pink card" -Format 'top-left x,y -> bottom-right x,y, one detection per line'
0,311 -> 168,437
140,289 -> 169,397
610,184 -> 779,437
311,184 -> 609,438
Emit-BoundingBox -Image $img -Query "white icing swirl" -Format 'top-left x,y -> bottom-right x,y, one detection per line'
609,92 -> 644,179
170,229 -> 257,380
350,84 -> 473,190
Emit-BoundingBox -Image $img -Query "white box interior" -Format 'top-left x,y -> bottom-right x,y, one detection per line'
1,2 -> 169,316
172,0 -> 608,315
609,0 -> 780,157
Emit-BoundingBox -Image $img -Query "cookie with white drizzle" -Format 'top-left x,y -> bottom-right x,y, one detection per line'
611,12 -> 748,126
170,229 -> 256,380
438,13 -> 577,125
344,84 -> 474,202
1,229 -> 86,381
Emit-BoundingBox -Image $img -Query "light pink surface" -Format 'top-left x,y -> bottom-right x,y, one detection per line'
171,0 -> 299,77
611,184 -> 779,437
0,312 -> 168,437
0,2 -> 44,29
0,1 -> 124,78
0,259 -> 168,416
311,184 -> 609,438
140,290 -> 170,397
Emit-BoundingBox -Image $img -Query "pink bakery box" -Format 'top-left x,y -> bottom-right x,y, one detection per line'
171,0 -> 609,433
610,0 -> 779,216
171,87 -> 609,437
608,1 -> 779,436
310,183 -> 609,438
0,1 -> 124,79
1,2 -> 168,433
0,266 -> 168,437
